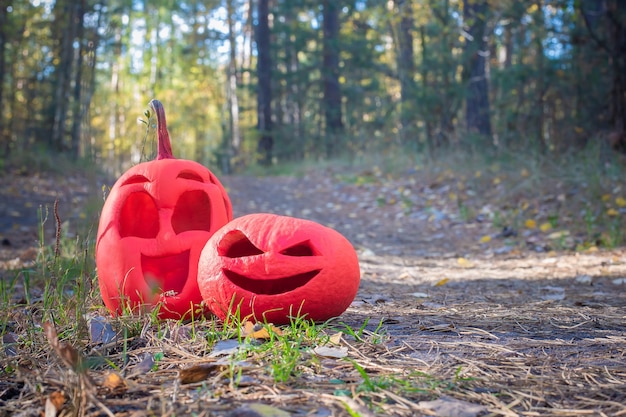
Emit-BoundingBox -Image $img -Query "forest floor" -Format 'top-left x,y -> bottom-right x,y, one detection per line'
0,161 -> 625,416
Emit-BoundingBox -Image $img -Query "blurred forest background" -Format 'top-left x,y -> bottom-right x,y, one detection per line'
0,0 -> 624,176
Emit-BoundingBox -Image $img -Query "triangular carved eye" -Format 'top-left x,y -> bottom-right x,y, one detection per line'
280,240 -> 319,256
218,231 -> 264,258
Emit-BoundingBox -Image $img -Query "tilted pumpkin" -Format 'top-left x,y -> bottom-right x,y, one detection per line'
96,99 -> 232,319
198,213 -> 360,324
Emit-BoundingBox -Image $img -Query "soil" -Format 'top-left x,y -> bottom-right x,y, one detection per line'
1,168 -> 625,416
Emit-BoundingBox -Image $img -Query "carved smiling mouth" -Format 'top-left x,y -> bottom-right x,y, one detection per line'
141,250 -> 190,296
223,269 -> 321,295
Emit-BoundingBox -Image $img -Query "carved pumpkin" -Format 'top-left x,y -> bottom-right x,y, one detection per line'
198,213 -> 360,324
96,100 -> 232,319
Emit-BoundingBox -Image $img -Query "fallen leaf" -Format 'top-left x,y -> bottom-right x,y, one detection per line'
102,371 -> 127,392
601,193 -> 611,202
433,277 -> 450,286
209,339 -> 241,357
242,321 -> 283,339
539,222 -> 552,232
478,235 -> 491,243
457,257 -> 474,268
410,292 -> 430,298
179,364 -> 219,384
328,332 -> 343,345
44,391 -> 66,417
418,396 -> 487,417
547,230 -> 570,240
43,322 -> 59,350
525,219 -> 537,229
44,322 -> 80,370
48,392 -> 66,411
616,197 -> 626,207
312,346 -> 348,359
607,208 -> 619,217
89,315 -> 116,345
59,344 -> 80,370
128,353 -> 155,377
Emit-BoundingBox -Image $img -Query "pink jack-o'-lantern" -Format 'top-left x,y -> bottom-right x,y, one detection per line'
198,213 -> 360,324
96,100 -> 232,319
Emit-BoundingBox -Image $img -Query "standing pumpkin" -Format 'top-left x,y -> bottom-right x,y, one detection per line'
96,100 -> 232,319
198,213 -> 360,324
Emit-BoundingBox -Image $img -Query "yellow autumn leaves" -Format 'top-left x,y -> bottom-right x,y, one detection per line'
606,195 -> 626,217
524,219 -> 553,232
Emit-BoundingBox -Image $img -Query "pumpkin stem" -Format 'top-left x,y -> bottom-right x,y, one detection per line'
149,99 -> 175,160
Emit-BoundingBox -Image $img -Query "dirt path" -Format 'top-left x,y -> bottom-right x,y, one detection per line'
224,173 -> 626,415
224,172 -> 493,258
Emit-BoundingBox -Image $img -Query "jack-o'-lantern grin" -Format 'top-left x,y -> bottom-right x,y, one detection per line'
141,250 -> 190,297
222,268 -> 321,295
198,213 -> 361,324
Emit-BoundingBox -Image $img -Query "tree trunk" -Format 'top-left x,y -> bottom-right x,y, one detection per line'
81,0 -> 102,160
109,22 -> 122,164
256,0 -> 273,166
535,17 -> 546,153
0,0 -> 9,156
418,26 -> 435,155
70,0 -> 86,160
51,0 -> 79,152
283,2 -> 303,160
394,0 -> 417,145
322,0 -> 343,157
580,0 -> 626,137
607,1 -> 626,136
432,0 -> 454,149
225,0 -> 240,173
503,23 -> 513,69
463,0 -> 492,139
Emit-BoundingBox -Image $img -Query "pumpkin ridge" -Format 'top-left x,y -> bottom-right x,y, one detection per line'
222,268 -> 321,295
